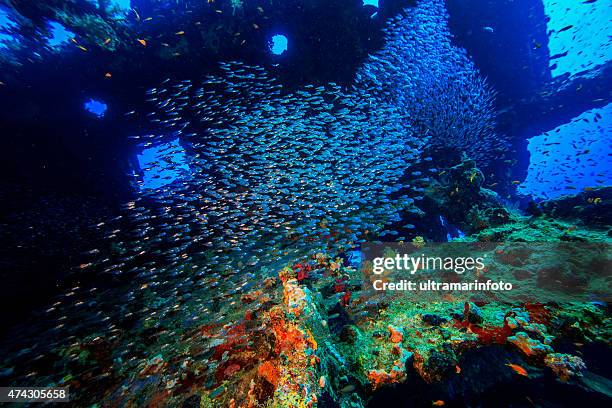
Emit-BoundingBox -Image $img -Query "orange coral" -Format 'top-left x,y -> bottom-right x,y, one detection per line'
367,368 -> 405,390
258,361 -> 280,387
388,325 -> 403,343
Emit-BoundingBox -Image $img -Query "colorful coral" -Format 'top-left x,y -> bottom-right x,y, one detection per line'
507,332 -> 554,358
544,353 -> 587,382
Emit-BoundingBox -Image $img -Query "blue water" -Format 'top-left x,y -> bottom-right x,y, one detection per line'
0,6 -> 17,49
46,21 -> 75,48
519,103 -> 612,199
136,138 -> 189,190
270,34 -> 288,55
107,0 -> 131,16
84,99 -> 108,117
544,0 -> 612,78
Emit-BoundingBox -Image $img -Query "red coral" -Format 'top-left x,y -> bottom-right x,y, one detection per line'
334,277 -> 347,293
454,303 -> 514,344
469,321 -> 513,344
340,290 -> 352,307
293,262 -> 313,282
212,323 -> 247,360
215,360 -> 244,383
524,303 -> 551,325
198,323 -> 222,337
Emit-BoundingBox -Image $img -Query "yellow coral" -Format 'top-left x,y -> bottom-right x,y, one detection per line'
412,235 -> 426,249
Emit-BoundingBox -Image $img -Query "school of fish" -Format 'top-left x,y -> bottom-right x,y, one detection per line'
355,0 -> 508,165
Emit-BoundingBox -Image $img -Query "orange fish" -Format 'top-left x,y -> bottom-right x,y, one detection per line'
455,365 -> 461,374
432,400 -> 445,406
103,38 -> 111,45
137,39 -> 147,46
506,363 -> 529,377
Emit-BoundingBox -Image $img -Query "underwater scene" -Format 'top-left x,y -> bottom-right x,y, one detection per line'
0,0 -> 611,406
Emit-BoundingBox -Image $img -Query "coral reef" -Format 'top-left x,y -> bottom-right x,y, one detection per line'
1,186 -> 610,408
539,187 -> 612,227
544,353 -> 586,382
418,157 -> 610,242
421,157 -> 511,234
